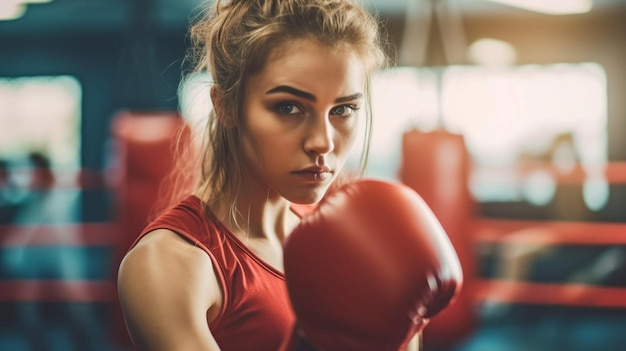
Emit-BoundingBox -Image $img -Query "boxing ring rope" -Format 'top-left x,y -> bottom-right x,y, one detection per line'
0,280 -> 115,303
474,280 -> 626,308
474,219 -> 626,245
470,158 -> 626,307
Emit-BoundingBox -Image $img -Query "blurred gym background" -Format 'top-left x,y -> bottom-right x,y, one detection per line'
1,0 -> 625,350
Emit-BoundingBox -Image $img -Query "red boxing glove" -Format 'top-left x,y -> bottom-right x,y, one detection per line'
281,179 -> 463,351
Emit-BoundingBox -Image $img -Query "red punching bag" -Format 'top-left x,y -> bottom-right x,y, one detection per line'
398,129 -> 477,348
109,111 -> 187,346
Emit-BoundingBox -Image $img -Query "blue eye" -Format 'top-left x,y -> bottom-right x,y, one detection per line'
277,102 -> 303,115
331,105 -> 359,118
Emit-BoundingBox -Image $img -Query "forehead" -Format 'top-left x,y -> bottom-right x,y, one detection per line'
247,39 -> 367,95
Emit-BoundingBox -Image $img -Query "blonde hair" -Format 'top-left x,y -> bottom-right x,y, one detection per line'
171,0 -> 388,221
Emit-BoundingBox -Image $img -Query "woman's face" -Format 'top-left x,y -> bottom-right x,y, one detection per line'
240,39 -> 366,204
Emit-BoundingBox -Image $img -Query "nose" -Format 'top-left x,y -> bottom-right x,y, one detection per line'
304,115 -> 334,156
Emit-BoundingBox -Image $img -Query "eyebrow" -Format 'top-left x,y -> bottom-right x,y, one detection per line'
266,85 -> 363,103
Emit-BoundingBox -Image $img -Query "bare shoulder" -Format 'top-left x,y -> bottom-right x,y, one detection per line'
117,229 -> 223,350
122,229 -> 209,263
119,229 -> 215,292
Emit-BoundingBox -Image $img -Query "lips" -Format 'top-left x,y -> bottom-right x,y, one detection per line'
295,166 -> 331,174
293,166 -> 333,181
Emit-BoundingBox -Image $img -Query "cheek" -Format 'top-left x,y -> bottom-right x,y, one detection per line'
240,133 -> 257,169
336,118 -> 361,157
241,118 -> 289,169
240,108 -> 270,165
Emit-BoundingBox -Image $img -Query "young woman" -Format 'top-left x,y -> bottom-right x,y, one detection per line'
116,1 -> 422,350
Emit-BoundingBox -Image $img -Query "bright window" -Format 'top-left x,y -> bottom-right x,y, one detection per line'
0,76 -> 82,169
367,63 -> 608,210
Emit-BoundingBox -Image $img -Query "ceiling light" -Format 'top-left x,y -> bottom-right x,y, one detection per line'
468,38 -> 517,66
484,0 -> 593,15
0,2 -> 26,21
19,0 -> 54,4
0,0 -> 53,21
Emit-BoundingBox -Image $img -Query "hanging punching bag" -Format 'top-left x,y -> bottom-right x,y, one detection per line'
110,111 -> 186,347
398,129 -> 477,348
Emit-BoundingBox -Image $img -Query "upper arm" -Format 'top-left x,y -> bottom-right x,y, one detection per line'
117,229 -> 223,351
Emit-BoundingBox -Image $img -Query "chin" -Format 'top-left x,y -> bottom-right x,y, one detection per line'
287,186 -> 329,205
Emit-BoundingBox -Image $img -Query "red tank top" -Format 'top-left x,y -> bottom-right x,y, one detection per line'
131,195 -> 295,350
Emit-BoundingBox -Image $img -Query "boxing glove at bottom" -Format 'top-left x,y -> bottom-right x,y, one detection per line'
281,179 -> 463,351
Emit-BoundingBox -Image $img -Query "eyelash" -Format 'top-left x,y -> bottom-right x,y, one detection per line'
276,102 -> 303,115
275,102 -> 360,118
331,105 -> 360,118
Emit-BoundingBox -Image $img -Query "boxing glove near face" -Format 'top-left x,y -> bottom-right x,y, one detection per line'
282,179 -> 463,351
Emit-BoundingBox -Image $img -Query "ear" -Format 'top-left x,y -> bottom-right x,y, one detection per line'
210,85 -> 236,128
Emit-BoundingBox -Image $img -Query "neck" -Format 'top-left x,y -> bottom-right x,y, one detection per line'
212,181 -> 299,244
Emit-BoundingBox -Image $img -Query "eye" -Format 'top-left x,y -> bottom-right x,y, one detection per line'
276,102 -> 303,115
331,105 -> 359,118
